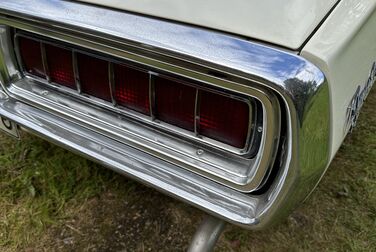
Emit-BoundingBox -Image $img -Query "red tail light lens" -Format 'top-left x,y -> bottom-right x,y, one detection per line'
114,64 -> 150,115
77,53 -> 111,101
199,91 -> 250,148
45,44 -> 75,89
18,37 -> 45,78
17,34 -> 253,150
155,76 -> 196,131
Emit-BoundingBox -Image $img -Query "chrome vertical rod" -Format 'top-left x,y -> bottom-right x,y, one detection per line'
149,71 -> 157,120
108,62 -> 116,105
194,89 -> 201,136
40,42 -> 50,82
72,50 -> 81,93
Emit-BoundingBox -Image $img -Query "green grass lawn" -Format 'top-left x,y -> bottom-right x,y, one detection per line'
0,87 -> 375,251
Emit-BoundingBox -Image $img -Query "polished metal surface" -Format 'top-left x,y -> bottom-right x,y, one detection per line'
0,26 -> 19,83
148,72 -> 156,120
0,94 -> 260,224
0,0 -> 331,229
108,62 -> 116,106
187,215 -> 226,252
40,42 -> 50,82
72,51 -> 81,94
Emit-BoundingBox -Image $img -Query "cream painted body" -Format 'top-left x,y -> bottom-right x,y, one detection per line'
301,0 -> 376,159
78,0 -> 336,50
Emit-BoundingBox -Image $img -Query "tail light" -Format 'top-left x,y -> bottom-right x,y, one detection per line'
16,35 -> 254,151
18,37 -> 45,78
199,91 -> 250,148
154,76 -> 196,131
77,53 -> 111,101
45,44 -> 75,89
114,63 -> 150,115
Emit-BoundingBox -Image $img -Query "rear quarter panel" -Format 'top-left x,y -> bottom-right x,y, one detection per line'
301,0 -> 376,160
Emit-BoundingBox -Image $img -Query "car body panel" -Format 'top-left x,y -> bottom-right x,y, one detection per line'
77,0 -> 337,50
301,0 -> 376,159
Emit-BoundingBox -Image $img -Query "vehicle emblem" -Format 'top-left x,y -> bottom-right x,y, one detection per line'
345,62 -> 376,134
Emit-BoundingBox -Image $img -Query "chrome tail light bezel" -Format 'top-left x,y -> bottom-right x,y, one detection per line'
14,31 -> 261,155
0,21 -> 281,193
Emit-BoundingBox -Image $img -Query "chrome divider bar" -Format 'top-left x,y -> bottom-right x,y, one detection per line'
149,71 -> 156,120
40,42 -> 49,82
72,50 -> 81,93
194,89 -> 200,136
108,62 -> 116,105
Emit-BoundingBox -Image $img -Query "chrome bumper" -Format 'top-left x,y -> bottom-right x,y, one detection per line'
0,0 -> 331,229
0,89 -> 261,226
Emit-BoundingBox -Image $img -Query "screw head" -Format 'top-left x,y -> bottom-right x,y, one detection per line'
196,149 -> 204,156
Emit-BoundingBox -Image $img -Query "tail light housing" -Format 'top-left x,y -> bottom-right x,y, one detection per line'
17,36 -> 254,150
12,31 -> 280,192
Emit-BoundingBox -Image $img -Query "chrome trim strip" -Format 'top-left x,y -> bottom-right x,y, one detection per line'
12,34 -> 25,77
0,26 -> 19,83
40,42 -> 49,82
108,62 -> 116,105
72,50 -> 81,93
194,89 -> 200,136
149,71 -> 156,121
0,1 -> 331,229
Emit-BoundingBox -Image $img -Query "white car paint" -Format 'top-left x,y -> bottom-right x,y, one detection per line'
78,0 -> 337,50
301,0 -> 376,159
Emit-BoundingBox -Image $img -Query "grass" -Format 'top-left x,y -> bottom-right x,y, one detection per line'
0,87 -> 375,251
0,134 -> 119,248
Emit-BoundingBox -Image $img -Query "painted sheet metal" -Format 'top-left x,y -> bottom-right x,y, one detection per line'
302,0 -> 376,158
78,0 -> 337,50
